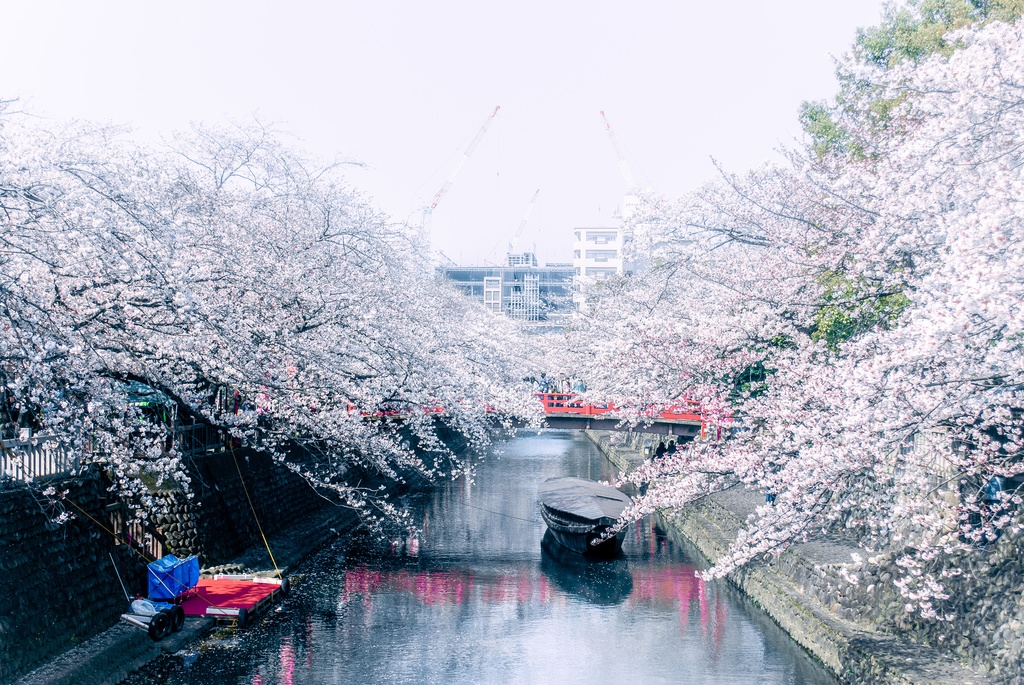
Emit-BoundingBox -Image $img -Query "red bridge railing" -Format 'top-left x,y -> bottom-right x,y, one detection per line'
345,394 -> 721,437
533,392 -> 724,439
533,393 -> 704,422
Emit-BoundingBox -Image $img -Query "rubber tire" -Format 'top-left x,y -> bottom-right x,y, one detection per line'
236,608 -> 247,629
170,605 -> 185,632
148,610 -> 170,641
279,578 -> 290,597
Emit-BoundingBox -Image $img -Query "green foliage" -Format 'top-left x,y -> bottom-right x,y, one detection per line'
856,2 -> 968,67
800,102 -> 850,159
866,92 -> 909,131
801,0 -> 1024,160
733,362 -> 770,400
730,336 -> 791,402
990,0 -> 1024,22
812,272 -> 912,352
855,0 -> 1024,68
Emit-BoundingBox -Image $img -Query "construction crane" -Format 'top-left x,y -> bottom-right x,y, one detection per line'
508,188 -> 540,253
599,110 -> 639,194
420,105 -> 501,245
599,110 -> 648,224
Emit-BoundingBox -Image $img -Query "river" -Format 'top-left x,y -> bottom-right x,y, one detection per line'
127,430 -> 834,684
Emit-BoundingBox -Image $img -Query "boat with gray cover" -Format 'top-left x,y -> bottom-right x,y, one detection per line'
537,476 -> 632,556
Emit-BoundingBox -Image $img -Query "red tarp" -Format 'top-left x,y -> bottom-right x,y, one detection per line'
180,578 -> 279,616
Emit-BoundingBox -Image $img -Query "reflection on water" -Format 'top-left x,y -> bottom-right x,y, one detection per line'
539,530 -> 634,606
343,564 -> 543,606
127,430 -> 834,685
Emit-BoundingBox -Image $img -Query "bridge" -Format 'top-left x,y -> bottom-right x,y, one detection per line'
2,393 -> 717,484
534,393 -> 709,438
368,393 -> 715,439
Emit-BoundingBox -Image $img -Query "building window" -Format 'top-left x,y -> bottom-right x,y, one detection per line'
586,230 -> 618,244
585,249 -> 617,262
483,277 -> 502,312
585,267 -> 618,278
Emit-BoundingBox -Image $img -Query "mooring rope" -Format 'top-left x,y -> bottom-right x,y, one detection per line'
460,500 -> 542,524
228,441 -> 281,578
0,440 -> 222,607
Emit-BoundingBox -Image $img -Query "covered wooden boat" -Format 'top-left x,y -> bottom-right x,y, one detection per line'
537,477 -> 631,557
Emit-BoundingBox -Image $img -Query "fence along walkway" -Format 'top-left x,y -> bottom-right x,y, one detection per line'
1,423 -> 229,486
0,434 -> 80,484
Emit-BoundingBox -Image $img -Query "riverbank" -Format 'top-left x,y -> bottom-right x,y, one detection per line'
96,429 -> 840,685
585,430 -> 992,685
13,502 -> 360,685
4,423 -> 479,685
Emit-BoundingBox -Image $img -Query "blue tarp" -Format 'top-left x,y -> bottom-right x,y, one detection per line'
147,554 -> 199,600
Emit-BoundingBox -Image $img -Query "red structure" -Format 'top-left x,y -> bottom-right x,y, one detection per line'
179,575 -> 289,626
347,393 -> 721,438
533,393 -> 702,422
533,393 -> 718,439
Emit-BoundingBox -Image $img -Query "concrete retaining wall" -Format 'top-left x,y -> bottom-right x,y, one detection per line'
585,430 -> 1000,685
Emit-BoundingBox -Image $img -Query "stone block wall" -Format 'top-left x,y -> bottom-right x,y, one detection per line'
0,448 -> 331,683
814,526 -> 1024,683
666,491 -> 993,684
152,448 -> 326,566
0,472 -> 126,684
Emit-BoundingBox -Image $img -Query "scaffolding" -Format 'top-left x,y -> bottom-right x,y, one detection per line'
507,274 -> 540,321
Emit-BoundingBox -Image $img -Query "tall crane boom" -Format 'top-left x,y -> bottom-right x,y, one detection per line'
599,110 -> 638,193
420,106 -> 500,250
509,188 -> 540,251
428,105 -> 501,211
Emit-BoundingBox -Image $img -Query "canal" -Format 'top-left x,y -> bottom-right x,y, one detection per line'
129,430 -> 834,684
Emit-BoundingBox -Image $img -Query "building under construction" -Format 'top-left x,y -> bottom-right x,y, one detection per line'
439,252 -> 573,327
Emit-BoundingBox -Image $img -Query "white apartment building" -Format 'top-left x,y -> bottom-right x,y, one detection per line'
572,227 -> 628,308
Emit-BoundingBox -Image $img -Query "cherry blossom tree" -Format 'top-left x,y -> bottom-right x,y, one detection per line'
566,17 -> 1024,618
1,108 -> 537,528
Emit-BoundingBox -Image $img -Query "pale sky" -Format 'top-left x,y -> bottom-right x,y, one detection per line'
1,1 -> 885,266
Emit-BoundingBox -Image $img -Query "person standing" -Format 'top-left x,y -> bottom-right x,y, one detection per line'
537,373 -> 550,393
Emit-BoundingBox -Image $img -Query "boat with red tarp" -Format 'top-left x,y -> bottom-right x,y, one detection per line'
118,554 -> 289,639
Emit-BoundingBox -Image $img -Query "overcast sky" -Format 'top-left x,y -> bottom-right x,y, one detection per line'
2,1 -> 885,266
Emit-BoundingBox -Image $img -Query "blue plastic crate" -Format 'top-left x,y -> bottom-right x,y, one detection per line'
147,554 -> 199,600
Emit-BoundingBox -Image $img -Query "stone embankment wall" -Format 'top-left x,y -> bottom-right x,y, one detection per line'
0,448 -> 334,684
807,524 -> 1024,683
0,472 -> 126,684
152,448 -> 326,566
586,430 -> 1009,685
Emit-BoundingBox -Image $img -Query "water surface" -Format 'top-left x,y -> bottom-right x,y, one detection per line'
130,430 -> 834,684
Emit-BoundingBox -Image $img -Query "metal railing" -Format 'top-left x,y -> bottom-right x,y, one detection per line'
174,423 -> 228,457
108,502 -> 166,560
1,422 -> 230,487
1,434 -> 80,483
